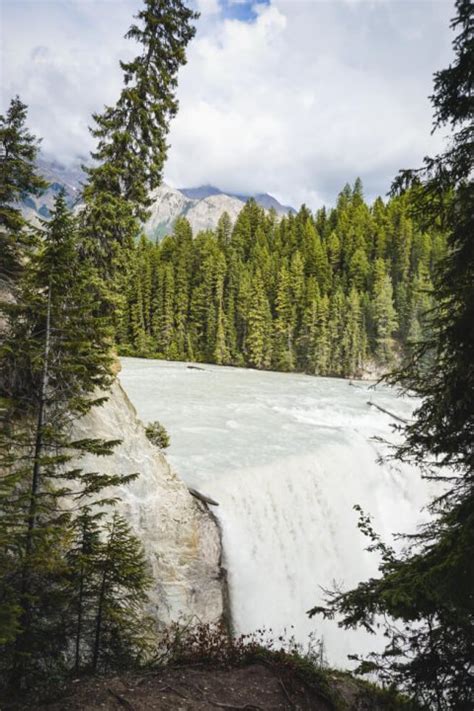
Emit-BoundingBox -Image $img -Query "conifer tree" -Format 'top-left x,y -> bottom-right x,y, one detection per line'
309,3 -> 474,705
90,513 -> 152,672
0,98 -> 47,287
67,506 -> 104,673
245,271 -> 272,369
272,265 -> 295,371
342,288 -> 364,375
0,194 -> 131,684
81,0 -> 198,288
372,261 -> 398,364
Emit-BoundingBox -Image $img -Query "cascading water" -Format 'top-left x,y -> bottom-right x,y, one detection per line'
119,357 -> 430,667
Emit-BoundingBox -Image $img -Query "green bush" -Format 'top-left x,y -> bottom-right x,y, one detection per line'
145,421 -> 170,450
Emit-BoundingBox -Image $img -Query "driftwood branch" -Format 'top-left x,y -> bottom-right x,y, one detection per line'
189,487 -> 219,506
367,401 -> 408,424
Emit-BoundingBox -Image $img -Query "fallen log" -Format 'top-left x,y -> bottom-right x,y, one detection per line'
367,401 -> 408,424
189,487 -> 219,506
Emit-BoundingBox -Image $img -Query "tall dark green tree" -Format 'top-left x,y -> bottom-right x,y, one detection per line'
0,194 -> 132,685
0,98 -> 47,287
81,0 -> 198,282
1,0 -> 198,689
90,513 -> 152,673
309,2 -> 474,707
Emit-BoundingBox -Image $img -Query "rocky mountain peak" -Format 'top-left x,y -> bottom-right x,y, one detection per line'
23,158 -> 295,238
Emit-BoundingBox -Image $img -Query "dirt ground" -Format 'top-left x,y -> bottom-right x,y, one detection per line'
22,663 -> 336,711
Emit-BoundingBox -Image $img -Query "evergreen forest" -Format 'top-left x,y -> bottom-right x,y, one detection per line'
118,186 -> 446,377
1,0 -> 472,707
0,0 -> 198,690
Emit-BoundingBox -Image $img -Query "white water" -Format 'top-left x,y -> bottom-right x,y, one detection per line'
119,358 -> 430,667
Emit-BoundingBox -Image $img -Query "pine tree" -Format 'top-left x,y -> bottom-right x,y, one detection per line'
272,265 -> 295,371
0,97 -> 47,287
342,288 -> 364,376
327,288 -> 345,376
372,261 -> 398,364
90,513 -> 152,673
81,0 -> 198,294
216,212 -> 232,249
245,271 -> 272,369
0,194 -> 131,684
309,3 -> 474,705
172,218 -> 193,359
67,506 -> 104,673
213,252 -> 231,365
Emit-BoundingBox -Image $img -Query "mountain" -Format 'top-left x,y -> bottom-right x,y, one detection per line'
143,184 -> 295,238
180,185 -> 223,200
180,185 -> 295,216
36,155 -> 86,195
144,183 -> 267,239
23,158 -> 295,237
21,156 -> 85,226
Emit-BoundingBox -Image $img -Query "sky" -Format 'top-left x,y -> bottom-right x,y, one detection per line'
1,0 -> 456,209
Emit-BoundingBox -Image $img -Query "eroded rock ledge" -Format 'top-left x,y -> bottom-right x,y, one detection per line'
70,379 -> 227,627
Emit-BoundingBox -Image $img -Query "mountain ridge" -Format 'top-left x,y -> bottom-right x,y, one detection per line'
180,183 -> 295,215
23,158 -> 295,237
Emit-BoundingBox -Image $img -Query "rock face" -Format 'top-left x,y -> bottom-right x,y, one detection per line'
70,379 -> 226,627
144,184 -> 295,239
21,157 -> 295,237
21,157 -> 84,226
144,184 -> 248,239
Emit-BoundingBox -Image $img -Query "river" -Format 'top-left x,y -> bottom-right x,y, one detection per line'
119,357 -> 429,667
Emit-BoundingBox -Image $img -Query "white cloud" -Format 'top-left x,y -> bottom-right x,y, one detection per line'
196,0 -> 220,15
1,0 -> 455,208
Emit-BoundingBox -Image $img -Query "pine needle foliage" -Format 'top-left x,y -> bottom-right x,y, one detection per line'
0,97 -> 47,287
81,0 -> 198,282
118,190 -> 445,378
0,194 -> 138,687
1,0 -> 199,693
308,3 -> 474,707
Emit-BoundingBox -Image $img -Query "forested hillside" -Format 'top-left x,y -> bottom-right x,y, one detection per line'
118,179 -> 446,377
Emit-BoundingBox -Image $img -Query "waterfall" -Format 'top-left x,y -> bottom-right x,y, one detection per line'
120,357 -> 430,667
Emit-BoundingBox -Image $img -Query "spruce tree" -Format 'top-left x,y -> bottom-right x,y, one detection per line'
372,261 -> 398,364
0,98 -> 47,288
309,2 -> 474,705
0,194 -> 132,685
245,271 -> 272,369
90,513 -> 152,673
81,0 -> 197,289
272,265 -> 295,371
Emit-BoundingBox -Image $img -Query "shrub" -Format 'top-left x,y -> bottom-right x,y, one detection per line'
145,421 -> 170,449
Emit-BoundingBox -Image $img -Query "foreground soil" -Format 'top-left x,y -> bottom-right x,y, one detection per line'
10,662 -> 384,711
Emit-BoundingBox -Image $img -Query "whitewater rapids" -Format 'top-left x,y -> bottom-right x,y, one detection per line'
119,358 -> 430,667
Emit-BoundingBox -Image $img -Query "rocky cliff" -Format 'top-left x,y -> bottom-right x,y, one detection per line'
23,158 -> 294,237
70,379 -> 227,627
144,184 -> 294,239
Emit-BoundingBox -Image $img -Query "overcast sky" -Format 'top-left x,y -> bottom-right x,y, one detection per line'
1,0 -> 455,208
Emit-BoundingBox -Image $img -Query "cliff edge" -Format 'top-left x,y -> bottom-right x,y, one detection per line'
70,379 -> 227,627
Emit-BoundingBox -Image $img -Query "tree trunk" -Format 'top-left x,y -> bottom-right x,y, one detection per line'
74,563 -> 85,673
92,517 -> 115,673
12,281 -> 52,684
